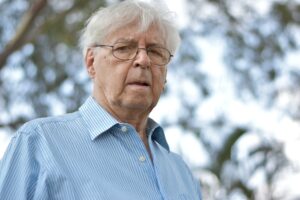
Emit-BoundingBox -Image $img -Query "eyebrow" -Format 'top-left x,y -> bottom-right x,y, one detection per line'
113,38 -> 165,48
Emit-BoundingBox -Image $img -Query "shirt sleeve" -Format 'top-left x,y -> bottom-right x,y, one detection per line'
193,175 -> 202,200
0,130 -> 44,200
178,154 -> 202,199
184,163 -> 202,200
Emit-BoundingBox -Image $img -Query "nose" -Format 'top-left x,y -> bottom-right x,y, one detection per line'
133,48 -> 151,68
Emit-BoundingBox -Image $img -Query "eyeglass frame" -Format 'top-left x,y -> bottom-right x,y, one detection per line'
91,43 -> 173,66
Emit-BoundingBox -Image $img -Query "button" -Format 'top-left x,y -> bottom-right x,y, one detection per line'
139,156 -> 146,162
121,126 -> 127,132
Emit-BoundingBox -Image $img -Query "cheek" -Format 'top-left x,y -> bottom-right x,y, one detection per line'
97,62 -> 128,91
94,56 -> 115,81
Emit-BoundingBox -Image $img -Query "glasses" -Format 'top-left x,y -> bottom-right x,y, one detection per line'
93,42 -> 173,66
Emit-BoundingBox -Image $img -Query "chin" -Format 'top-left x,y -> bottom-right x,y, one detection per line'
122,99 -> 151,110
126,102 -> 150,110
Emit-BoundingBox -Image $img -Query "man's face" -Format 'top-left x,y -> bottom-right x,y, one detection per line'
85,24 -> 168,115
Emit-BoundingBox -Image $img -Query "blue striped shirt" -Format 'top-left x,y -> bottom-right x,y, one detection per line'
0,96 -> 201,200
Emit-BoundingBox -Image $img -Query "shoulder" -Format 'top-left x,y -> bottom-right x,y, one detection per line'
165,149 -> 197,180
169,151 -> 191,169
18,112 -> 80,130
5,111 -> 82,162
16,111 -> 81,137
168,151 -> 202,197
154,140 -> 192,173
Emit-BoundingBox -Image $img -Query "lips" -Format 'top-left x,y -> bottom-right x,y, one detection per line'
129,81 -> 150,86
127,80 -> 151,87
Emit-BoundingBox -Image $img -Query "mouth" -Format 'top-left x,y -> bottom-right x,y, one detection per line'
128,81 -> 151,87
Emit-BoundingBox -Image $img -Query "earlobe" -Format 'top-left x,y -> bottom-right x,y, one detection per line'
85,48 -> 96,78
163,79 -> 167,91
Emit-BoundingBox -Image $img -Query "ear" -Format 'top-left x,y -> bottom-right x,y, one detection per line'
164,67 -> 168,84
163,67 -> 168,90
85,48 -> 96,78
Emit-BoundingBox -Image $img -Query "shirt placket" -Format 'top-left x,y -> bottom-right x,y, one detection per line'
117,123 -> 164,200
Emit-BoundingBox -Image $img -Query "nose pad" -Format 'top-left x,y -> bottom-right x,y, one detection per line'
134,48 -> 151,67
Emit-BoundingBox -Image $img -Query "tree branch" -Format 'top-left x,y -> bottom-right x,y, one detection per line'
0,0 -> 48,69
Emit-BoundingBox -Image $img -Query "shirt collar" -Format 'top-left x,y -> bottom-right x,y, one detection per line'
147,118 -> 170,152
79,96 -> 119,140
79,96 -> 170,151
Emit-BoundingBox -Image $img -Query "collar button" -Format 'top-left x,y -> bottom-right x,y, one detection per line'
121,126 -> 127,132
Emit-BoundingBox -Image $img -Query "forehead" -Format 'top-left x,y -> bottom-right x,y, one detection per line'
104,23 -> 165,46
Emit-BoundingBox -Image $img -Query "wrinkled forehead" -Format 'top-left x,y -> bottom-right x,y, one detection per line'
103,22 -> 166,47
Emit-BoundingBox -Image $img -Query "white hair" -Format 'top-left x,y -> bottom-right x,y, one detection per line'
79,0 -> 181,57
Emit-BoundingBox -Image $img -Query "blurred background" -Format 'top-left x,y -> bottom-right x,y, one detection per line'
0,0 -> 299,199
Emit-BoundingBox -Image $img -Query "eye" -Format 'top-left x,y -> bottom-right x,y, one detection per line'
114,43 -> 136,52
148,47 -> 165,58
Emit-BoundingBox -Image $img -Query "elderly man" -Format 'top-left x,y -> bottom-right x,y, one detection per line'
0,0 -> 202,199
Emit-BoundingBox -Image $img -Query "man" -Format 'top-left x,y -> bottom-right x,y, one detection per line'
0,0 -> 202,199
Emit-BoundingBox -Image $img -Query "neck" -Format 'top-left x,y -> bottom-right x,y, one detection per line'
107,104 -> 152,155
115,109 -> 149,135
